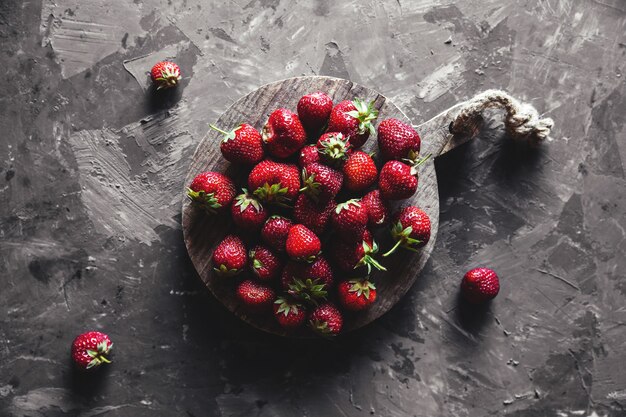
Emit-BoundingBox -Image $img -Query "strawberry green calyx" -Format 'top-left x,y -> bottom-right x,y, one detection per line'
299,251 -> 321,263
252,257 -> 263,271
210,124 -> 242,142
310,319 -> 334,336
234,189 -> 262,213
214,263 -> 242,277
335,198 -> 361,214
406,153 -> 431,176
383,222 -> 422,257
288,278 -> 328,303
253,182 -> 290,206
346,98 -> 379,136
156,64 -> 181,89
348,279 -> 376,299
356,240 -> 387,274
86,340 -> 113,369
249,249 -> 263,273
319,133 -> 350,163
274,297 -> 301,316
300,168 -> 319,200
187,188 -> 221,213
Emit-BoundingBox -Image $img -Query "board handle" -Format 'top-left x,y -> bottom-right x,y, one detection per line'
418,90 -> 554,157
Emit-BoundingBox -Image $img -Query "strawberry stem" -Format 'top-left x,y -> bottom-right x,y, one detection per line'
209,124 -> 229,136
414,153 -> 431,167
364,255 -> 387,272
382,239 -> 403,257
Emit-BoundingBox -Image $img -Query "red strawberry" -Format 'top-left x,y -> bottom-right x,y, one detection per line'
150,61 -> 181,89
249,245 -> 283,281
327,99 -> 378,148
286,224 -> 321,262
338,279 -> 377,311
248,160 -> 300,205
300,162 -> 343,203
212,235 -> 247,277
262,108 -> 307,158
298,145 -> 320,168
231,190 -> 268,231
377,118 -> 421,161
297,91 -> 333,133
293,194 -> 335,235
211,123 -> 264,165
378,160 -> 417,200
236,280 -> 276,312
330,230 -> 386,273
309,303 -> 343,336
261,215 -> 293,252
383,206 -> 431,256
332,199 -> 368,239
343,151 -> 378,192
71,331 -> 113,370
281,257 -> 333,302
187,171 -> 236,214
273,297 -> 307,329
378,155 -> 430,200
361,189 -> 390,228
461,267 -> 500,304
316,132 -> 351,166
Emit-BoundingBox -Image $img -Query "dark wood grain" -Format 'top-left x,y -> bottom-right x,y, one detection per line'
182,76 -> 467,337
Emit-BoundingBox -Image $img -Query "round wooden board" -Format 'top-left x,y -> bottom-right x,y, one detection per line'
182,76 -> 453,337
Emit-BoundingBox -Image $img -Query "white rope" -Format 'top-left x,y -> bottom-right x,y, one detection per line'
449,89 -> 554,144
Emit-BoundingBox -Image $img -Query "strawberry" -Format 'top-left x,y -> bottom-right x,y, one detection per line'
331,199 -> 368,239
150,61 -> 181,89
338,278 -> 377,311
236,280 -> 276,312
71,331 -> 113,370
316,132 -> 351,166
286,224 -> 321,262
187,171 -> 236,214
211,123 -> 264,165
330,230 -> 386,273
293,194 -> 335,235
378,155 -> 430,200
281,257 -> 334,302
361,189 -> 390,228
262,108 -> 307,158
378,160 -> 417,200
212,235 -> 247,277
248,160 -> 300,205
377,118 -> 421,161
383,206 -> 431,256
273,297 -> 307,329
342,151 -> 378,192
300,162 -> 343,203
297,91 -> 333,133
461,267 -> 500,304
309,303 -> 343,336
327,99 -> 378,148
231,190 -> 268,231
261,215 -> 293,252
249,245 -> 283,281
298,145 -> 320,168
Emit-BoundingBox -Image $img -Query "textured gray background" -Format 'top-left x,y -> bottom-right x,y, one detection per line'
1,0 -> 625,416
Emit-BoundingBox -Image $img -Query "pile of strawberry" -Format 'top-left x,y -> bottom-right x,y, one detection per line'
187,92 -> 433,337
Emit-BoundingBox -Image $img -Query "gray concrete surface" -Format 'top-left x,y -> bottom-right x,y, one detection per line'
1,0 -> 625,416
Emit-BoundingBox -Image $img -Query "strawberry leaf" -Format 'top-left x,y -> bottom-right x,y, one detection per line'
187,188 -> 221,214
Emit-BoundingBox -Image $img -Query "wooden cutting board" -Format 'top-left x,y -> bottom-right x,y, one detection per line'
182,76 -> 475,337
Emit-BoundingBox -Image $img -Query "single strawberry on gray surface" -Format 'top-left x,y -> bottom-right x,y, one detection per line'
461,267 -> 500,304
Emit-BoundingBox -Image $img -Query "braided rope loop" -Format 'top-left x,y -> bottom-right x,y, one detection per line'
450,89 -> 554,145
